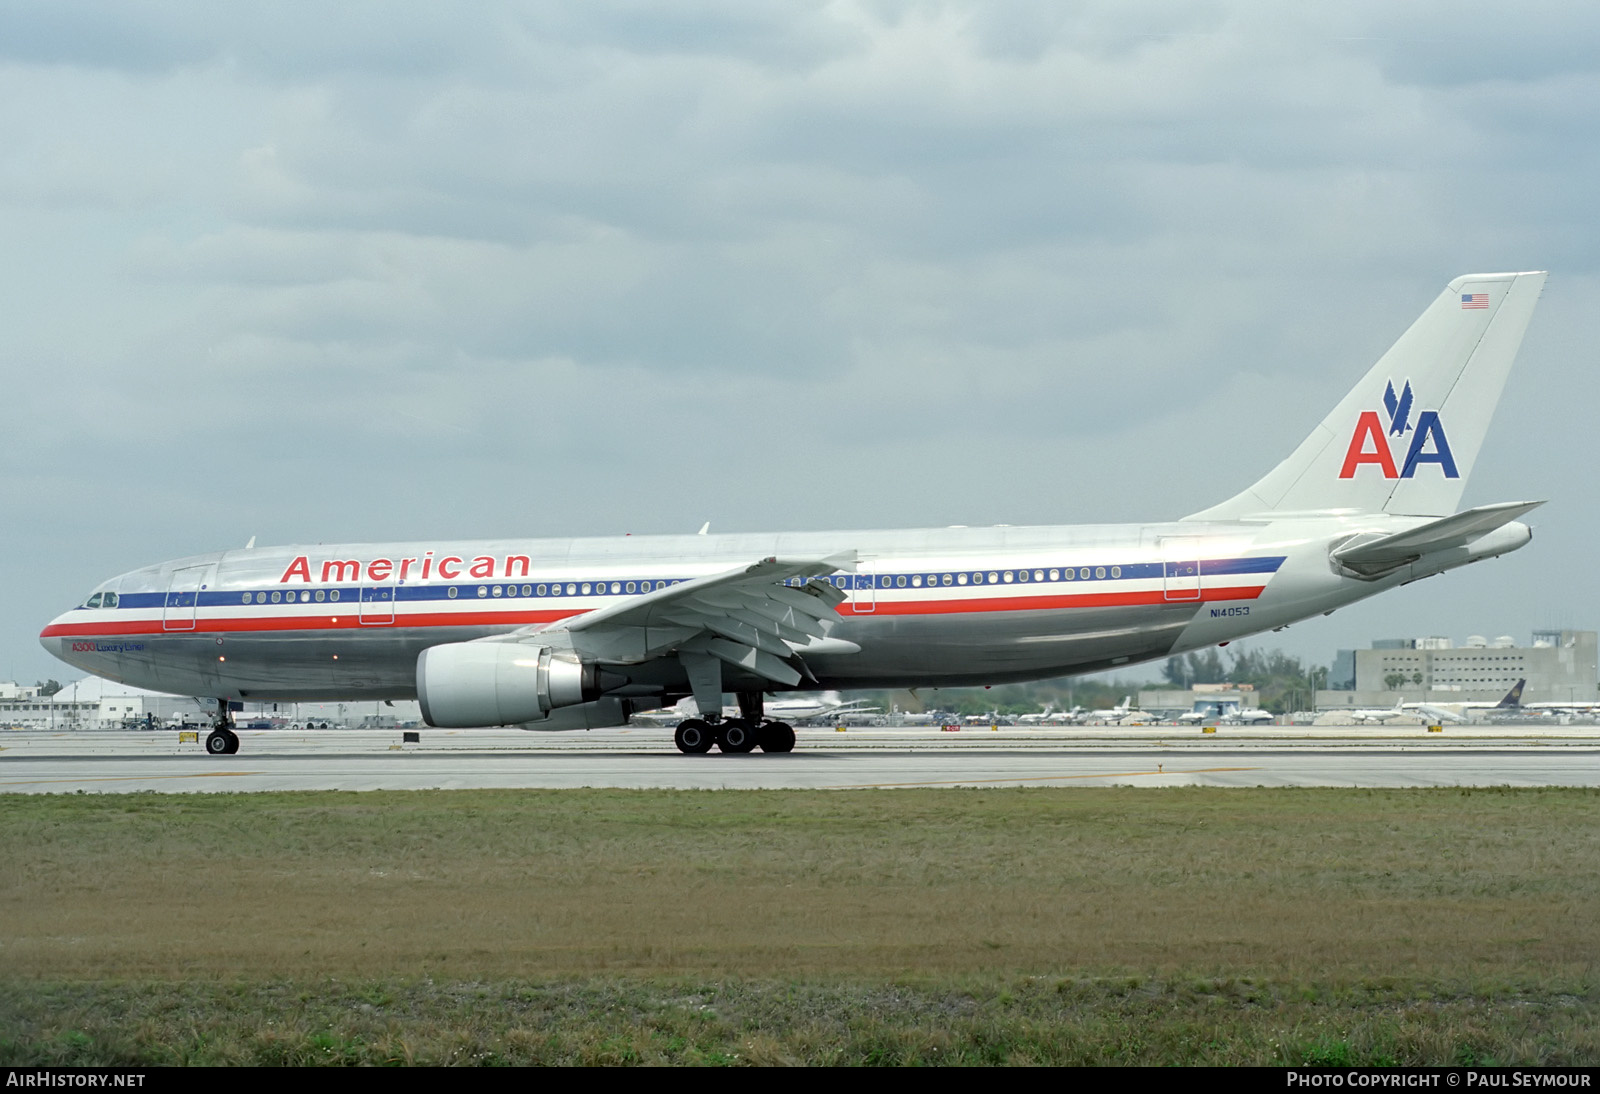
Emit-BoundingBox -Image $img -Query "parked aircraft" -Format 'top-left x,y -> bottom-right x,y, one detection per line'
41,272 -> 1549,756
1401,679 -> 1525,720
1344,701 -> 1414,725
1016,704 -> 1071,725
1177,705 -> 1274,725
637,690 -> 874,726
1086,696 -> 1151,724
1524,701 -> 1600,716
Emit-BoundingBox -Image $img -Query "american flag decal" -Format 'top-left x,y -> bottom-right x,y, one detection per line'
1461,292 -> 1489,309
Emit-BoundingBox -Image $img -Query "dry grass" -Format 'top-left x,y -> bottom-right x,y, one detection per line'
0,787 -> 1597,1064
4,976 -> 1597,1066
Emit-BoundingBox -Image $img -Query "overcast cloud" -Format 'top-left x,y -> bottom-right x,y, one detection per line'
4,1 -> 1597,684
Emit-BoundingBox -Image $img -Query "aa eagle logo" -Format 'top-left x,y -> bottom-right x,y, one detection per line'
1338,380 -> 1459,479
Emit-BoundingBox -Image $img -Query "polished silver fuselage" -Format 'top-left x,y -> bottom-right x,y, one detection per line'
41,513 -> 1522,704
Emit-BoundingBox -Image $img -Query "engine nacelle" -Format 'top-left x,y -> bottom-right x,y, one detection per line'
522,697 -> 635,732
416,642 -> 608,727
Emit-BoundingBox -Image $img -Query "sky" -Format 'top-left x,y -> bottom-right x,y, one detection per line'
3,1 -> 1598,687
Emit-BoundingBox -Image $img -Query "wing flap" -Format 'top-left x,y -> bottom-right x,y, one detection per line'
694,637 -> 804,688
520,553 -> 858,681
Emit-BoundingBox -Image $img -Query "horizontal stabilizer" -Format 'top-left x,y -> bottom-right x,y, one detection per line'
1332,500 -> 1544,569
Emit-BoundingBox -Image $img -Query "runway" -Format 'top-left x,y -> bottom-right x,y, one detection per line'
4,724 -> 1600,792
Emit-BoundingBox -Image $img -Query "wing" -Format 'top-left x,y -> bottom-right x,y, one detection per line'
518,553 -> 859,688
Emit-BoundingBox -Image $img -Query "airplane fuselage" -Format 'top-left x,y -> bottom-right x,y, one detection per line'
40,512 -> 1529,707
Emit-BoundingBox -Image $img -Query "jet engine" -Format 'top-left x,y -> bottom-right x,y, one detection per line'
416,642 -> 617,727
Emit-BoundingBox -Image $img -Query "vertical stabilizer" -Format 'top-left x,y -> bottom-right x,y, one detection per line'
1186,271 -> 1546,520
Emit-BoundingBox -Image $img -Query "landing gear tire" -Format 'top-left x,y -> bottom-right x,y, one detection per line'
205,729 -> 239,755
718,720 -> 758,754
675,719 -> 715,754
759,721 -> 795,753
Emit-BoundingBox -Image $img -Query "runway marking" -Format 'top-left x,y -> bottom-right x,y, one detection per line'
0,772 -> 259,786
826,766 -> 1262,789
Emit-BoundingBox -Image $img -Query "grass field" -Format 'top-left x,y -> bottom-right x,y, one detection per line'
1,787 -> 1597,1065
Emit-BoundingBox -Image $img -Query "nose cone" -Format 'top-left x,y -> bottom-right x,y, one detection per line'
40,613 -> 82,669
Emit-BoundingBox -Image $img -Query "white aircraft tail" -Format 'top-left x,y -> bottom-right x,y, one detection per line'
1188,271 -> 1546,520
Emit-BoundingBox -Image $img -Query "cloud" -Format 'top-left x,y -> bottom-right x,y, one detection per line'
4,1 -> 1597,682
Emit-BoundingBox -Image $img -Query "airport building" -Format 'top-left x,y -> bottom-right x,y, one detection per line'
1316,630 -> 1598,709
1136,684 -> 1263,716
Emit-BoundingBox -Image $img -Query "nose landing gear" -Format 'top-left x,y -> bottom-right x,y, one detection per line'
205,699 -> 240,755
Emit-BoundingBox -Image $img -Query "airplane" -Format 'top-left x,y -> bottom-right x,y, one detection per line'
1015,704 -> 1061,725
1176,704 -> 1274,725
1524,701 -> 1600,716
40,272 -> 1549,757
1336,699 -> 1471,726
1086,696 -> 1145,724
1410,703 -> 1467,725
764,691 -> 878,723
893,709 -> 963,726
1401,679 -> 1525,720
633,689 -> 873,726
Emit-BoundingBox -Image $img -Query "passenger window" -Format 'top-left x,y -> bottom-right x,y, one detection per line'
1079,568 -> 1089,580
912,575 -> 922,587
1095,567 -> 1106,579
1111,566 -> 1121,578
942,574 -> 952,586
896,575 -> 906,587
330,590 -> 340,602
1049,569 -> 1059,581
566,584 -> 577,595
626,582 -> 636,593
271,591 -> 281,603
448,587 -> 458,599
957,573 -> 968,585
492,586 -> 502,597
581,583 -> 592,595
1018,570 -> 1029,582
1033,570 -> 1044,582
988,572 -> 998,583
522,585 -> 532,596
477,586 -> 488,598
240,593 -> 251,605
1064,569 -> 1075,581
315,590 -> 325,602
537,584 -> 547,595
1003,572 -> 1014,583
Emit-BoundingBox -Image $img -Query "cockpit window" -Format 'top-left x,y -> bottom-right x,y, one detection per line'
103,592 -> 117,608
86,593 -> 102,608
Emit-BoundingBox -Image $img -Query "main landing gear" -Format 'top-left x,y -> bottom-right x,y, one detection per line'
205,698 -> 240,755
673,690 -> 795,755
673,717 -> 795,755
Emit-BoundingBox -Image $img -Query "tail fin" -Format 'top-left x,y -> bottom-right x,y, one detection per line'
1496,679 -> 1526,708
1187,271 -> 1546,520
